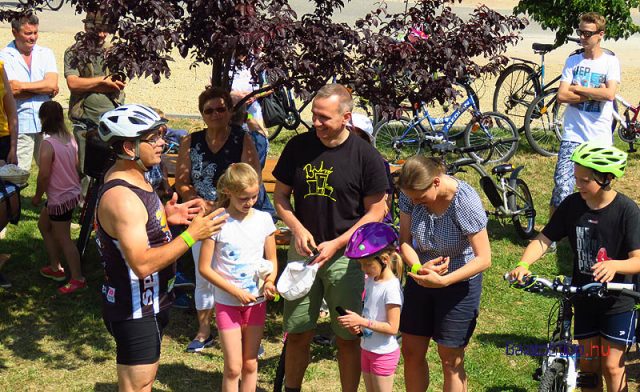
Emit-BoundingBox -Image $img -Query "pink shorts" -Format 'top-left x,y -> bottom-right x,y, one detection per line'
214,302 -> 267,330
361,347 -> 400,376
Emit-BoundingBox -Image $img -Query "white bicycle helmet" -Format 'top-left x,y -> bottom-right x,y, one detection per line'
99,104 -> 168,171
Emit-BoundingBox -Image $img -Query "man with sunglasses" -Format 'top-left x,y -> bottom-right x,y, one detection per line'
551,12 -> 620,218
64,11 -> 125,179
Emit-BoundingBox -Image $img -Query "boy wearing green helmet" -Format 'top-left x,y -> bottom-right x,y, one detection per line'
509,141 -> 640,391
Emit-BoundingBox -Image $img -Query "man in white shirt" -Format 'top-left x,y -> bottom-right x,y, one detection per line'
0,14 -> 58,171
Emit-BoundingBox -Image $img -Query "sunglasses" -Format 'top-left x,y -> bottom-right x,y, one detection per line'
576,29 -> 601,38
140,132 -> 165,147
203,107 -> 228,115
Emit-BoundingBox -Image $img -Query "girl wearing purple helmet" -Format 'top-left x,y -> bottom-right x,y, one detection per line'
337,222 -> 404,392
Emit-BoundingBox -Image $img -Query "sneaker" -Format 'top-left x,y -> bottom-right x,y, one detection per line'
0,272 -> 11,288
40,266 -> 66,282
172,293 -> 192,309
186,334 -> 215,353
174,272 -> 195,289
58,279 -> 87,294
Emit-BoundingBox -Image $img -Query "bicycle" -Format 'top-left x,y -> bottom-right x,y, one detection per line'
612,94 -> 640,153
504,274 -> 640,391
493,38 -> 581,130
428,141 -> 536,239
18,0 -> 65,11
374,80 -> 519,165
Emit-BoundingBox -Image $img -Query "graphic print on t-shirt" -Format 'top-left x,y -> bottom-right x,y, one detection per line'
576,226 -> 600,276
303,161 -> 335,201
571,66 -> 606,113
155,208 -> 172,243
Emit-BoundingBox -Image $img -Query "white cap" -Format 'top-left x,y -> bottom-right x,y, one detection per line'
276,261 -> 319,301
350,113 -> 374,143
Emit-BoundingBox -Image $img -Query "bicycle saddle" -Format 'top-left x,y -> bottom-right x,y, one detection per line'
532,43 -> 555,53
491,164 -> 513,175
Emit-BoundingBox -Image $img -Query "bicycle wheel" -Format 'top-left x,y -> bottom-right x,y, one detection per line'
538,360 -> 567,392
267,124 -> 285,142
76,178 -> 99,258
463,112 -> 518,164
373,117 -> 421,162
46,0 -> 65,10
493,64 -> 541,129
508,178 -> 536,239
524,88 -> 564,157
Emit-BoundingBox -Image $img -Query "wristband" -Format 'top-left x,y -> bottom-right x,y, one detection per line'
179,231 -> 195,248
516,261 -> 530,270
411,263 -> 421,274
367,319 -> 373,328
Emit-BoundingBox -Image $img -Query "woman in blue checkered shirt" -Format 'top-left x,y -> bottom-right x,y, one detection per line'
396,155 -> 491,392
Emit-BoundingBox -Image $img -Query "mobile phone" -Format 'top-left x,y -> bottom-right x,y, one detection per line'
304,247 -> 320,265
336,306 -> 363,337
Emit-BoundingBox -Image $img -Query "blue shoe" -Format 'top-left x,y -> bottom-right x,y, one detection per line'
172,293 -> 192,309
186,334 -> 215,353
174,272 -> 195,289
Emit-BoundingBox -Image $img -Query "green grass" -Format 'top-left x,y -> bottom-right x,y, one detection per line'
2,121 -> 640,390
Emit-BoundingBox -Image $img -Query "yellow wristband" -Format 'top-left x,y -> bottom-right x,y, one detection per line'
516,261 -> 530,270
411,263 -> 421,274
179,231 -> 195,248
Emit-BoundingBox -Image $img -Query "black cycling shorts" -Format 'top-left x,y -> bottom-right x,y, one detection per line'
104,309 -> 170,365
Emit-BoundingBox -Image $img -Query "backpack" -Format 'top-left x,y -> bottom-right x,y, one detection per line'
260,88 -> 299,129
0,178 -> 21,231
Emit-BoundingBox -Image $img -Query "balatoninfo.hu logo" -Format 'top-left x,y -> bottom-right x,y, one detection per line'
505,341 -> 611,357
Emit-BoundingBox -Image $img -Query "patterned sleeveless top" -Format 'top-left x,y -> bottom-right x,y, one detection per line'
189,125 -> 244,201
96,179 -> 174,321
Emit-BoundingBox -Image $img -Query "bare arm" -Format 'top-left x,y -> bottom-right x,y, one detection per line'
31,140 -> 53,205
241,132 -> 261,181
338,304 -> 401,335
10,72 -> 58,98
2,70 -> 18,164
274,180 -> 316,256
262,232 -> 278,299
98,186 -> 225,278
66,74 -> 125,94
508,233 -> 553,282
557,80 -> 618,104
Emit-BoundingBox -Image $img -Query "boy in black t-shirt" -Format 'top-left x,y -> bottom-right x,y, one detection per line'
273,84 -> 388,392
509,142 -> 640,391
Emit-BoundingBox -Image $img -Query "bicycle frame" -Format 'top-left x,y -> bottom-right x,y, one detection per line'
613,94 -> 640,136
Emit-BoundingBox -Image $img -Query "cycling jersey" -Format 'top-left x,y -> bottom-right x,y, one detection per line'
96,179 -> 174,321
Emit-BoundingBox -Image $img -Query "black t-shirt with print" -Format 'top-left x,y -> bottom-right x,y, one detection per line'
543,192 -> 640,314
273,130 -> 388,244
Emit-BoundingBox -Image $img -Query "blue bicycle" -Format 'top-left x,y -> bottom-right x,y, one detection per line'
373,81 -> 519,164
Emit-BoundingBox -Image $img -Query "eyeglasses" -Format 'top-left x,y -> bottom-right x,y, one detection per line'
576,29 -> 601,38
203,107 -> 228,115
140,133 -> 165,146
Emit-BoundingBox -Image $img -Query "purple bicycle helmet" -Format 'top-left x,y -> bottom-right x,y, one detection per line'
345,222 -> 398,259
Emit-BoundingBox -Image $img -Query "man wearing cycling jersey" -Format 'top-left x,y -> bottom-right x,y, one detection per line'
510,142 -> 640,392
551,12 -> 619,216
96,104 -> 227,392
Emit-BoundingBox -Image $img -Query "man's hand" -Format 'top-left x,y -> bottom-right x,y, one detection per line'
312,239 -> 342,268
101,77 -> 126,92
8,80 -> 24,96
165,193 -> 202,226
292,226 -> 317,258
186,207 -> 228,242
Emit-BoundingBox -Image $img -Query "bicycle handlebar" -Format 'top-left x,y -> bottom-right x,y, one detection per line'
503,273 -> 640,300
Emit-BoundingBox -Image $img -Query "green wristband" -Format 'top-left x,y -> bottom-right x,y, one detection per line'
411,263 -> 421,274
516,261 -> 530,270
179,231 -> 195,248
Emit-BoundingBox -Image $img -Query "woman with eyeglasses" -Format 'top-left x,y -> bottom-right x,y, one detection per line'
396,155 -> 491,392
175,86 -> 261,354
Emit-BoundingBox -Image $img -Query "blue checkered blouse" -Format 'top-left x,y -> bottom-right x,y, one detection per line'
399,179 -> 487,280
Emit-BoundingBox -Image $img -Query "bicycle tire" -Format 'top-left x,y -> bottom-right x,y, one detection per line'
273,340 -> 287,392
493,63 -> 542,129
373,117 -> 421,162
267,124 -> 285,141
538,360 -> 567,392
76,178 -> 100,258
46,0 -> 65,11
508,178 -> 536,239
524,88 -> 564,157
463,111 -> 518,164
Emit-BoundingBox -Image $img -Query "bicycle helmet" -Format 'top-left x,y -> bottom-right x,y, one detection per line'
349,113 -> 374,143
99,104 -> 167,171
345,222 -> 397,259
570,142 -> 627,179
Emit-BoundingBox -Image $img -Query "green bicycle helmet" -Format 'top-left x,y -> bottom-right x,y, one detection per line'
570,142 -> 627,179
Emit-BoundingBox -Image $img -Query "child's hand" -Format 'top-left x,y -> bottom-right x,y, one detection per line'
508,266 -> 530,283
591,260 -> 618,283
31,194 -> 42,207
233,287 -> 257,305
263,281 -> 277,300
348,325 -> 362,336
337,310 -> 364,330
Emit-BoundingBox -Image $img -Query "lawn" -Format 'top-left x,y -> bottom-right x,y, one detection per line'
1,119 -> 640,391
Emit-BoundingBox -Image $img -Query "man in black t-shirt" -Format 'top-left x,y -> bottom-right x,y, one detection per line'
273,84 -> 388,392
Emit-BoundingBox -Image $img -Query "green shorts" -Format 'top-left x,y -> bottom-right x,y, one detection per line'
283,246 -> 364,340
